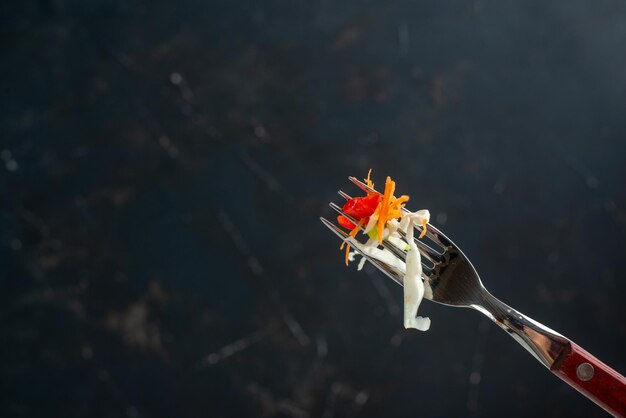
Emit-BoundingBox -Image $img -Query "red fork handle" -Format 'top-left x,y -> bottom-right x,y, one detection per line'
551,342 -> 626,417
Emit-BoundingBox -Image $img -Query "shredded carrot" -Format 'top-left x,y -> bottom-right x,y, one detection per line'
342,219 -> 365,265
364,169 -> 375,192
376,177 -> 396,244
350,220 -> 364,237
389,195 -> 409,218
419,217 -> 428,239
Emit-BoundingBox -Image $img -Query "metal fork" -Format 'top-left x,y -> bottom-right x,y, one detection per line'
321,176 -> 626,417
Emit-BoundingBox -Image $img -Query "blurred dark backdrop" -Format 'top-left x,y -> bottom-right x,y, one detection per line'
2,0 -> 626,417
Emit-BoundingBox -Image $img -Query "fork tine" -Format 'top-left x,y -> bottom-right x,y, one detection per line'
320,217 -> 433,281
348,176 -> 449,247
335,190 -> 443,264
422,223 -> 452,248
326,203 -> 434,275
337,190 -> 351,200
392,226 -> 443,263
320,218 -> 404,286
319,216 -> 350,240
348,176 -> 372,193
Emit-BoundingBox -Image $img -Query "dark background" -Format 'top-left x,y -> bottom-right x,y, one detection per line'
2,0 -> 626,417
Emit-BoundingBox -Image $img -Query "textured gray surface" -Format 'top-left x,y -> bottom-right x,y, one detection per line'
2,0 -> 626,417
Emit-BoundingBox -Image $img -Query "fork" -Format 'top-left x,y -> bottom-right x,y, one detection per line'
321,176 -> 626,417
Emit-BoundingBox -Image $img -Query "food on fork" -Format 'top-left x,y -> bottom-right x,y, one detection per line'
336,171 -> 432,331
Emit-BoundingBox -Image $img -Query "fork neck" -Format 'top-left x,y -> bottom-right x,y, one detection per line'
473,290 -> 570,368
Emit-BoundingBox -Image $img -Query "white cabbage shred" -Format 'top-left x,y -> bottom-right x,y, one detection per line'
346,209 -> 432,331
402,210 -> 431,331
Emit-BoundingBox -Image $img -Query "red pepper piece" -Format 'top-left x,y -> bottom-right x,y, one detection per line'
337,215 -> 356,229
337,195 -> 380,229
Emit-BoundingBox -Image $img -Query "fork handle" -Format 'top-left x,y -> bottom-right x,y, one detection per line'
551,342 -> 626,417
481,292 -> 626,415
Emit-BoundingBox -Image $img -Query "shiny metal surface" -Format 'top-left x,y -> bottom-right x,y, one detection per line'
322,177 -> 572,368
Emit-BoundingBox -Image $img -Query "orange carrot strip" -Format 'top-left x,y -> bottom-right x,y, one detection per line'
344,219 -> 365,265
365,169 -> 375,191
419,217 -> 428,239
377,176 -> 395,244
